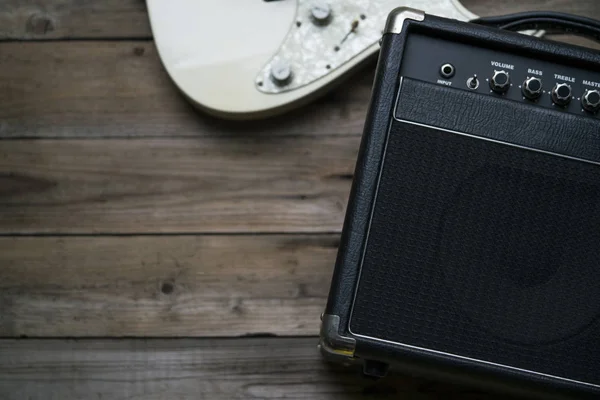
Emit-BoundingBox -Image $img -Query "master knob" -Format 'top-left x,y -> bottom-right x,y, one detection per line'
582,89 -> 600,113
490,70 -> 510,93
552,83 -> 572,106
522,77 -> 543,100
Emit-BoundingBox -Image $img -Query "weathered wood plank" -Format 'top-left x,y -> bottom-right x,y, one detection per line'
1,0 -> 598,41
0,0 -> 150,40
0,41 -> 372,138
0,337 -> 517,400
0,235 -> 337,337
0,136 -> 356,234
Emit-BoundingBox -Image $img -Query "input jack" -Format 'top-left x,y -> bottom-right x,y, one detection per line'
440,63 -> 455,79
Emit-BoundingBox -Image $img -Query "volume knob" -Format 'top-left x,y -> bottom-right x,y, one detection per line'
582,89 -> 600,113
522,77 -> 543,100
551,83 -> 572,106
490,70 -> 510,93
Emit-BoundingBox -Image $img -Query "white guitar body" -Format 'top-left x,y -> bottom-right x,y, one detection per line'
147,1 -> 534,119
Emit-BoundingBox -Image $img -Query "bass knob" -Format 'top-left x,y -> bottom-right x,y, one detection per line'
522,77 -> 543,100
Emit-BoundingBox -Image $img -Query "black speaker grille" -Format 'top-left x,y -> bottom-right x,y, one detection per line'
350,121 -> 600,385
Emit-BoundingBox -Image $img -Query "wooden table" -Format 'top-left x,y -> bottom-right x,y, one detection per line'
1,1 -> 598,398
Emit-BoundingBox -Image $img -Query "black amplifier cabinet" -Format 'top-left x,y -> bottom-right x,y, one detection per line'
320,8 -> 600,399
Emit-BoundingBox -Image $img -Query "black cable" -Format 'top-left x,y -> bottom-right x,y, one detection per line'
472,11 -> 600,29
471,11 -> 600,44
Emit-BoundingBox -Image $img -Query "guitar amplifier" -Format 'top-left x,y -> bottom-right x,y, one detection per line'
320,8 -> 600,399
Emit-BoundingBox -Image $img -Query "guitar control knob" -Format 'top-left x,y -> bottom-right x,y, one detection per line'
522,77 -> 543,100
490,70 -> 510,93
552,83 -> 572,106
270,60 -> 292,86
582,89 -> 600,113
310,3 -> 332,25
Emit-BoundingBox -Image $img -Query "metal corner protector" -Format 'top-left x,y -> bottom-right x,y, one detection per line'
318,314 -> 356,360
384,7 -> 425,35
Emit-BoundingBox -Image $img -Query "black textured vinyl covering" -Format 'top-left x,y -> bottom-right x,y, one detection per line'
350,120 -> 600,385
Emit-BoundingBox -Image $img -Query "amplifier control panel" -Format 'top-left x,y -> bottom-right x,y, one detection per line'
399,33 -> 600,119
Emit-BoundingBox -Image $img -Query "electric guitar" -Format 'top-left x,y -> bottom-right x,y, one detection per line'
147,1 -> 540,119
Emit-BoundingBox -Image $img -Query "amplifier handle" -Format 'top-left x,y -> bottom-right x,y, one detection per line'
472,11 -> 600,44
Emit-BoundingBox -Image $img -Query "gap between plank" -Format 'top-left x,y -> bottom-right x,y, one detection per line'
0,231 -> 342,238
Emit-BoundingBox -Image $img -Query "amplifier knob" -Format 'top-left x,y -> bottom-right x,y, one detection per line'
582,89 -> 600,113
551,83 -> 572,106
490,70 -> 510,93
522,77 -> 543,100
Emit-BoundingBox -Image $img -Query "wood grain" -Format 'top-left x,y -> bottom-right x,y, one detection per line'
1,0 -> 599,40
0,41 -> 372,139
0,1 -> 596,399
0,136 -> 357,234
0,337 -> 518,400
0,0 -> 150,40
0,235 -> 337,337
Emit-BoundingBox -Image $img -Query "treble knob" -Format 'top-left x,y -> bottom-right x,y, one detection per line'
490,70 -> 511,93
551,83 -> 572,106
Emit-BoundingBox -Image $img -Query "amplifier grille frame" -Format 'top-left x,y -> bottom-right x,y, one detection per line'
347,116 -> 600,390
